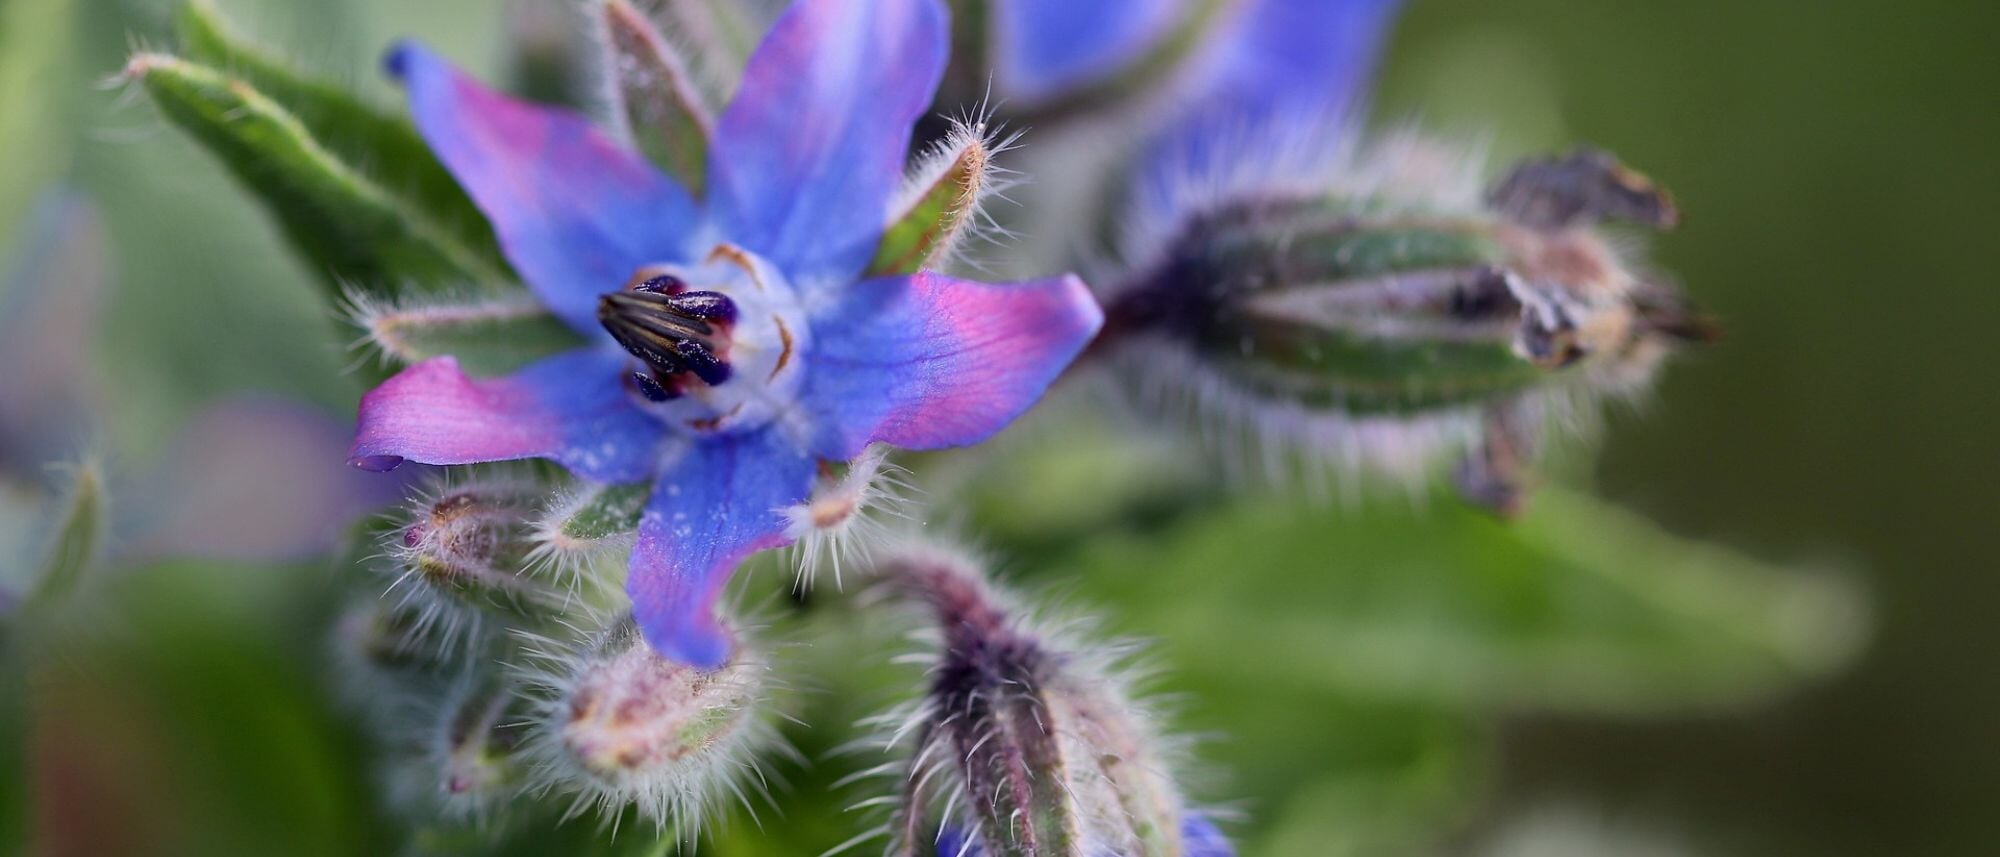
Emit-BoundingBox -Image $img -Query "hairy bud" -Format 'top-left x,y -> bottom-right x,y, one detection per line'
382,477 -> 563,640
1104,133 -> 1714,511
518,615 -> 776,830
385,676 -> 524,822
875,546 -> 1216,857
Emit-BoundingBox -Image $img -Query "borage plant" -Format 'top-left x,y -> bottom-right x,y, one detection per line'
108,0 -> 1863,855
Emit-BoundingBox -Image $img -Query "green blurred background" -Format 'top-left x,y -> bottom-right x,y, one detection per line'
2,0 -> 1994,855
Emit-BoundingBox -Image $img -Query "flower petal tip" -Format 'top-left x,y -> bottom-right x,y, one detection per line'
348,453 -> 406,472
381,38 -> 423,82
634,613 -> 733,672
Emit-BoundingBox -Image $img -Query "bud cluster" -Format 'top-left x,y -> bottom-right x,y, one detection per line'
328,468 -> 781,841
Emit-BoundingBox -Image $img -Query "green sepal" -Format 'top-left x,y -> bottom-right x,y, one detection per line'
175,0 -> 508,277
867,132 -> 989,276
129,53 -> 502,298
26,462 -> 105,615
552,482 -> 652,544
602,0 -> 714,197
353,294 -> 586,377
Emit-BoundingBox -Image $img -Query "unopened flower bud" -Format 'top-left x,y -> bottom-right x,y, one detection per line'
386,676 -> 524,822
877,547 -> 1207,857
520,615 -> 775,829
385,477 -> 563,637
1103,133 -> 1714,510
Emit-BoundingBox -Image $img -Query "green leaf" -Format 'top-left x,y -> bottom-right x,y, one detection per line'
128,53 -> 503,299
867,127 -> 993,276
0,0 -> 77,242
1061,484 -> 1867,714
175,0 -> 507,275
352,294 -> 585,377
602,0 -> 714,197
26,461 -> 104,614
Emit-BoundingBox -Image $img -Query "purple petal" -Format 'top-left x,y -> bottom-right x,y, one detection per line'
992,0 -> 1180,103
628,428 -> 814,668
388,41 -> 700,332
798,272 -> 1102,460
710,0 -> 947,283
132,398 -> 408,563
348,348 -> 662,482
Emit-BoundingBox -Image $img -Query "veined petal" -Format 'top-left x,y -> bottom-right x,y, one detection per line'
348,348 -> 662,482
798,272 -> 1102,460
387,41 -> 701,332
710,0 -> 947,284
628,428 -> 815,668
992,0 -> 1183,103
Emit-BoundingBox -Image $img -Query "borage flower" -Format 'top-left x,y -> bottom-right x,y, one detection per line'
346,0 -> 1101,668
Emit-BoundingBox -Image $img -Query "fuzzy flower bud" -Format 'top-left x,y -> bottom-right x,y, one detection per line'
519,615 -> 776,829
1105,133 -> 1715,510
875,546 -> 1215,857
383,477 -> 564,640
385,676 -> 523,822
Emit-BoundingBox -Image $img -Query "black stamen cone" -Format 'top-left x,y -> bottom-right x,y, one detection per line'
598,284 -> 738,385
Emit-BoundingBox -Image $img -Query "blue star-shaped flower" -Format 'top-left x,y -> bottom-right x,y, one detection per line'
347,0 -> 1102,669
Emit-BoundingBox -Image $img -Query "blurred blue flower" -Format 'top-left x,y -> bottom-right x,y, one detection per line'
345,0 -> 1102,669
992,0 -> 1398,130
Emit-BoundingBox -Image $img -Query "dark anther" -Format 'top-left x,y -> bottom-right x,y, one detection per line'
598,281 -> 738,388
630,371 -> 676,402
674,340 -> 733,386
632,274 -> 685,294
664,290 -> 738,323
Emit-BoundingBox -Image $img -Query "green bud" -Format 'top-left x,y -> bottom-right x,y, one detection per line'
1102,137 -> 1714,511
519,616 -> 775,829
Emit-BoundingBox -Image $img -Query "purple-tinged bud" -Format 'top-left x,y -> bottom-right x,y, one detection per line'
1103,133 -> 1714,512
517,615 -> 777,829
383,477 -> 562,640
874,545 -> 1200,857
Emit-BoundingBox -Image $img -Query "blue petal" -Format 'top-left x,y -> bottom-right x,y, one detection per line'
709,0 -> 948,285
1181,814 -> 1236,857
388,41 -> 702,333
795,272 -> 1101,461
349,347 -> 663,483
627,428 -> 815,668
992,0 -> 1181,103
1149,0 -> 1399,167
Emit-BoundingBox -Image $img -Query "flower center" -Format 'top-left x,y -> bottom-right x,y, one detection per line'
598,277 -> 739,397
597,243 -> 810,435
